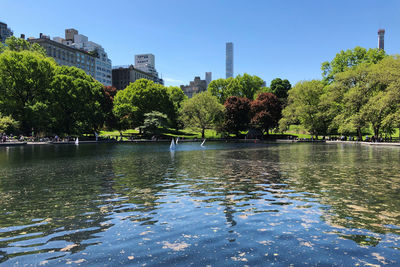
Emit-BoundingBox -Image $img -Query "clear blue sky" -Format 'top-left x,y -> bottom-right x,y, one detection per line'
2,0 -> 399,87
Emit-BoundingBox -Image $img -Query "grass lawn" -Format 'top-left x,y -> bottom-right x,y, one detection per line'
99,129 -> 139,141
99,128 -> 223,140
98,125 -> 400,141
162,128 -> 223,139
270,125 -> 313,139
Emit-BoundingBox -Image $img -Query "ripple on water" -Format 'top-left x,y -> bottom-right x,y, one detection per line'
1,143 -> 400,265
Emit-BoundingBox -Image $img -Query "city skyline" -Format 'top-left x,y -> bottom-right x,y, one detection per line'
1,0 -> 399,87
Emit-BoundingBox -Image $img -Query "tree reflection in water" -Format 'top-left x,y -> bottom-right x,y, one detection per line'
0,142 -> 400,265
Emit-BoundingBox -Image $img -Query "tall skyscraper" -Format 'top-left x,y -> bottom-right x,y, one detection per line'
205,72 -> 212,87
226,42 -> 233,78
378,29 -> 385,50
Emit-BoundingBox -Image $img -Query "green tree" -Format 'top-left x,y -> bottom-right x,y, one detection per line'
381,81 -> 400,139
166,86 -> 187,128
270,78 -> 291,101
4,36 -> 46,55
363,57 -> 400,138
49,66 -> 104,135
326,57 -> 400,139
0,114 -> 19,134
0,50 -> 56,134
100,86 -> 118,130
113,79 -> 175,131
208,74 -> 264,104
207,77 -> 236,104
321,46 -> 386,83
322,63 -> 373,138
280,80 -> 328,138
180,92 -> 224,138
167,86 -> 187,109
140,111 -> 169,135
361,91 -> 391,139
236,73 -> 264,100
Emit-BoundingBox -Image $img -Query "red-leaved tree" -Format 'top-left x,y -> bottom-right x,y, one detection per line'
251,93 -> 282,135
101,86 -> 118,129
224,96 -> 251,137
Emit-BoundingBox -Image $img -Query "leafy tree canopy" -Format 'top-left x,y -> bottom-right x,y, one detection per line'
207,77 -> 236,104
321,46 -> 386,83
166,86 -> 187,128
251,93 -> 282,134
0,49 -> 57,133
4,36 -> 46,55
101,86 -> 118,130
280,80 -> 329,137
236,73 -> 264,100
223,96 -> 251,137
180,91 -> 224,138
49,66 -> 104,135
0,113 -> 19,134
141,111 -> 169,135
113,79 -> 175,131
166,86 -> 187,109
208,74 -> 264,104
270,78 -> 291,100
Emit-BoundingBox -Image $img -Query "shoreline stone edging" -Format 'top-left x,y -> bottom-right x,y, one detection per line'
0,142 -> 27,146
4,139 -> 398,147
326,140 -> 400,147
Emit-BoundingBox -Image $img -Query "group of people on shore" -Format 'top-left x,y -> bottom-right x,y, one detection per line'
0,133 -> 25,143
327,135 -> 395,142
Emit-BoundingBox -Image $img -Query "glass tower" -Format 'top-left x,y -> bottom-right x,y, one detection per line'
378,29 -> 385,51
226,42 -> 233,78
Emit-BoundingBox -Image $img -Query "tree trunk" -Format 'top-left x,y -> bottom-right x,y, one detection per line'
202,128 -> 205,139
398,124 -> 400,142
374,127 -> 379,140
357,128 -> 362,141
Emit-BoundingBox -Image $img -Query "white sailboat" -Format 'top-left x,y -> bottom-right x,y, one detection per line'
201,139 -> 206,147
170,138 -> 175,150
75,137 -> 79,145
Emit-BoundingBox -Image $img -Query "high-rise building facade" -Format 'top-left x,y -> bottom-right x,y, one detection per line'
65,28 -> 78,42
30,29 -> 112,86
112,65 -> 164,90
226,42 -> 233,78
205,72 -> 212,87
57,29 -> 112,86
28,35 -> 96,78
0,22 -> 13,43
378,29 -> 385,50
180,76 -> 207,98
135,54 -> 159,78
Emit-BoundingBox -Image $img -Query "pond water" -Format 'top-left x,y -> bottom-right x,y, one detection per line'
1,142 -> 400,266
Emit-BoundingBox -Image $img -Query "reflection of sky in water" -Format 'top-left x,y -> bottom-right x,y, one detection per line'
0,142 -> 400,265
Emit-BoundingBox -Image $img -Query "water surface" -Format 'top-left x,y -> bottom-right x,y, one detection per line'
1,142 -> 400,266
